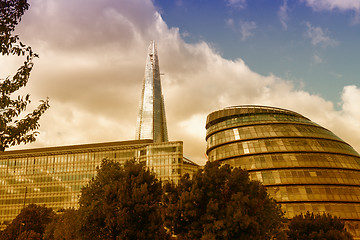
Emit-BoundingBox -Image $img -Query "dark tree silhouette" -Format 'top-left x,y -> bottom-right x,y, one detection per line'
0,0 -> 49,151
164,161 -> 286,240
0,204 -> 54,240
78,159 -> 169,240
17,230 -> 42,240
287,211 -> 353,240
43,209 -> 81,240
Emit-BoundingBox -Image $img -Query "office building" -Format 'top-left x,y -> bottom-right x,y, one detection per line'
0,140 -> 199,227
206,105 -> 360,237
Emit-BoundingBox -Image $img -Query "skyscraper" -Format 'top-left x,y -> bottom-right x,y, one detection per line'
136,41 -> 168,143
206,105 -> 360,238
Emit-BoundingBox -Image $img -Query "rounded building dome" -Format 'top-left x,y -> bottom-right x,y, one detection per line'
206,105 -> 360,237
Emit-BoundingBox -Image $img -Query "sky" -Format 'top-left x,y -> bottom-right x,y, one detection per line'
1,0 -> 360,165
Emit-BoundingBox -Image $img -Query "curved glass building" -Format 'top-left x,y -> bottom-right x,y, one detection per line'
206,105 -> 360,237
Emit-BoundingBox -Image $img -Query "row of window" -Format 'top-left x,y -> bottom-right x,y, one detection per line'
2,162 -> 182,177
208,138 -> 358,161
1,164 -> 183,188
206,113 -> 318,136
221,153 -> 360,170
146,157 -> 182,166
2,172 -> 95,184
1,156 -> 183,178
207,124 -> 340,149
1,165 -> 99,177
0,183 -> 87,196
0,145 -> 183,168
249,169 -> 360,185
1,152 -> 112,166
0,195 -> 76,205
267,185 -> 360,202
282,202 -> 360,219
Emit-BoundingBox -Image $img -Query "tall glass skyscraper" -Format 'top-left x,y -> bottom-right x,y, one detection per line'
206,105 -> 360,238
136,41 -> 168,143
0,42 -> 199,228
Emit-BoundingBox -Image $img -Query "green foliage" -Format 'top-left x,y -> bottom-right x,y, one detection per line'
164,161 -> 286,240
0,204 -> 55,240
0,0 -> 49,151
287,212 -> 353,240
43,209 -> 81,240
78,159 -> 169,240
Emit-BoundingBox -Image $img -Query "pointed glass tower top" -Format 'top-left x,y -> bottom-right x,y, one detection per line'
135,41 -> 168,142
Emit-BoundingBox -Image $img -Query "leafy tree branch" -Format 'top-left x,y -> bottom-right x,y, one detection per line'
0,0 -> 49,151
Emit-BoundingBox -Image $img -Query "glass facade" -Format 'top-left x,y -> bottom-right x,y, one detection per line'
0,140 -> 199,229
135,41 -> 168,143
206,105 -> 360,238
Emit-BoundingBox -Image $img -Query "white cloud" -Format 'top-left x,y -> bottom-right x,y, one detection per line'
329,85 -> 360,149
303,0 -> 360,12
341,85 -> 360,122
305,22 -> 339,47
225,0 -> 247,9
239,21 -> 257,41
5,0 -> 360,165
303,0 -> 360,23
278,0 -> 289,30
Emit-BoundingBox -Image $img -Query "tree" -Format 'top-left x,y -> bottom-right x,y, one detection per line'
164,161 -> 286,240
287,212 -> 353,240
78,159 -> 169,240
0,204 -> 55,240
43,209 -> 81,240
0,0 -> 49,151
17,230 -> 41,240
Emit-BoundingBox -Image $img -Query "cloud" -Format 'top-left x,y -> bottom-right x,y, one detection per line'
303,0 -> 360,23
341,85 -> 360,121
305,22 -> 339,47
225,18 -> 235,28
225,19 -> 256,41
181,31 -> 190,38
225,0 -> 247,9
4,0 -> 360,165
313,54 -> 323,64
303,0 -> 360,12
239,21 -> 257,40
330,85 -> 360,148
176,0 -> 183,7
278,0 -> 289,30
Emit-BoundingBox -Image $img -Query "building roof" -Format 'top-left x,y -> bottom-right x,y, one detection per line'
206,105 -> 309,129
0,139 -> 154,157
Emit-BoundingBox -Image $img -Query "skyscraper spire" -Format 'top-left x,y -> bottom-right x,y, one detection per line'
135,41 -> 168,142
